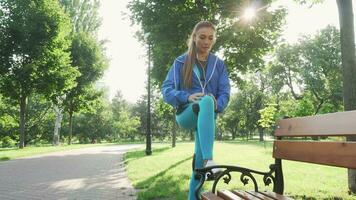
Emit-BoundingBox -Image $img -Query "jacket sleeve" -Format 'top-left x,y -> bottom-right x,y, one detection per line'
161,61 -> 190,108
216,61 -> 231,113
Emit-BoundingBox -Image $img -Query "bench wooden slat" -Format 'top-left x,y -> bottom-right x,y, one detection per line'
274,110 -> 356,137
201,192 -> 225,200
232,190 -> 261,199
217,189 -> 244,200
202,190 -> 294,200
246,191 -> 276,200
273,141 -> 356,169
259,191 -> 294,200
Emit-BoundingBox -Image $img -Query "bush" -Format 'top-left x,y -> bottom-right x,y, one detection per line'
1,136 -> 15,148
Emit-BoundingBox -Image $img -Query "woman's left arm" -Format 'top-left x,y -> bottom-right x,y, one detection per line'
216,61 -> 231,113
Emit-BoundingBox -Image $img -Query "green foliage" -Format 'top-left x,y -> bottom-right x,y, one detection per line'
111,90 -> 129,121
269,26 -> 343,117
110,90 -> 141,141
59,0 -> 108,144
128,0 -> 287,87
74,95 -> 113,143
0,0 -> 79,147
1,136 -> 15,148
258,104 -> 277,128
293,0 -> 324,7
59,0 -> 101,34
131,95 -> 148,139
298,26 -> 343,113
219,81 -> 265,139
152,98 -> 175,140
64,32 -> 108,114
268,44 -> 303,100
113,110 -> 140,141
0,95 -> 18,139
292,93 -> 316,117
0,0 -> 78,100
24,94 -> 54,144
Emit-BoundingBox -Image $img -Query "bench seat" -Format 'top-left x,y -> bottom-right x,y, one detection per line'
202,190 -> 293,200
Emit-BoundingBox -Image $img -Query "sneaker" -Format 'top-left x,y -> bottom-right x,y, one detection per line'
204,160 -> 223,180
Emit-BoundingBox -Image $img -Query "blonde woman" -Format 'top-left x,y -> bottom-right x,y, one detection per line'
161,21 -> 230,200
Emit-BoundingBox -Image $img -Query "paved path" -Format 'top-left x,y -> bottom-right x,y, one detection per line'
0,144 -> 142,200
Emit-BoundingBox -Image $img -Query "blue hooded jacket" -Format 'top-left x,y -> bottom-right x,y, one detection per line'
161,53 -> 230,113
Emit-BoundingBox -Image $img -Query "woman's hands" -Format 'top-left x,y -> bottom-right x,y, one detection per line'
207,93 -> 218,111
188,93 -> 204,103
188,93 -> 218,111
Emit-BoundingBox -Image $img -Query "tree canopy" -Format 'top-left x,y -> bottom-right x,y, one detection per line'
128,0 -> 286,87
0,0 -> 79,148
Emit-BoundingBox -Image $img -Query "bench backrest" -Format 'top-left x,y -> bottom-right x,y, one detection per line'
273,110 -> 356,169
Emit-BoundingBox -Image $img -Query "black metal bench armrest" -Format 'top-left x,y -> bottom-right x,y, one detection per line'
194,164 -> 277,200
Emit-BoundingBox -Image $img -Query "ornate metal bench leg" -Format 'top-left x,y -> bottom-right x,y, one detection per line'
193,153 -> 201,180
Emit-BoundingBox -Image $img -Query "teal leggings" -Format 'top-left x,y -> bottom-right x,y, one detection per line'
175,95 -> 216,200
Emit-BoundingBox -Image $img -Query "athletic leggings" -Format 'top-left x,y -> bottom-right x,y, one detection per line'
175,95 -> 216,200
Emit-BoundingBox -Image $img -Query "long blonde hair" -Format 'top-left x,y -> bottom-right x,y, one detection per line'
182,21 -> 216,89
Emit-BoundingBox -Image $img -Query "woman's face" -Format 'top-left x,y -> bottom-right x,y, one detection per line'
194,27 -> 216,55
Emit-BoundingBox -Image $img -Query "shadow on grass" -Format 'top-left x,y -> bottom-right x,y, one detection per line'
0,156 -> 10,161
135,156 -> 192,200
0,148 -> 18,152
124,147 -> 171,164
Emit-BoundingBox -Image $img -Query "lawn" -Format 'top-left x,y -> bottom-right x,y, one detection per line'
124,141 -> 355,200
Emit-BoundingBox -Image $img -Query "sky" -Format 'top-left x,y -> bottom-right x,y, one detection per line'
98,0 -> 353,104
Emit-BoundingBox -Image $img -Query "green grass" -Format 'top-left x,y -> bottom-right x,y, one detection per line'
124,141 -> 356,200
0,142 -> 122,161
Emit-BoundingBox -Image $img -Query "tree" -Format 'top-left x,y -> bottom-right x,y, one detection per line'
294,0 -> 356,192
74,94 -> 113,144
60,0 -> 108,144
113,110 -> 140,141
131,95 -> 148,139
221,81 -> 265,140
258,104 -> 277,138
298,26 -> 343,114
0,95 -> 18,143
0,0 -> 78,148
219,93 -> 244,140
111,90 -> 140,141
336,0 -> 356,193
268,44 -> 303,100
128,0 -> 286,87
24,94 -> 53,144
59,0 -> 101,34
153,98 -> 175,145
270,26 -> 343,115
53,95 -> 65,145
111,90 -> 129,122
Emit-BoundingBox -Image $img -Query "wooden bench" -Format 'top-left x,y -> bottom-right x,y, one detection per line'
194,110 -> 356,200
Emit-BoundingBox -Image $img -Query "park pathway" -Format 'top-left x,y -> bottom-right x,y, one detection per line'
0,144 -> 142,200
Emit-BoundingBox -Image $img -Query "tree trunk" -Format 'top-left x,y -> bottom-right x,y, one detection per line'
19,95 -> 27,149
190,129 -> 194,141
258,127 -> 264,142
172,117 -> 176,148
53,105 -> 63,146
68,110 -> 73,145
336,0 -> 356,193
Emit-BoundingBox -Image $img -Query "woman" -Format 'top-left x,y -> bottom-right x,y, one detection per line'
161,21 -> 230,200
